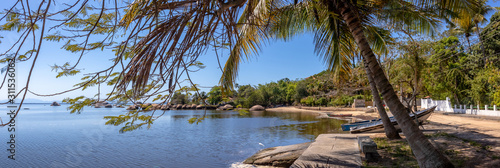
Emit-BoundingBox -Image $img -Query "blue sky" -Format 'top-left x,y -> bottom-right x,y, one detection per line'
1,0 -> 499,102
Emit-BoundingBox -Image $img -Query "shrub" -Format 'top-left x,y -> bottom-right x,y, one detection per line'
300,96 -> 315,106
315,97 -> 328,106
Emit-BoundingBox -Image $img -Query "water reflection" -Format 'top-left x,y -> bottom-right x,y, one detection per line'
168,110 -> 348,140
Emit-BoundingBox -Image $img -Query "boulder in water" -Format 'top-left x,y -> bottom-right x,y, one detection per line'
104,104 -> 113,108
95,101 -> 105,108
249,105 -> 265,111
50,101 -> 61,106
126,105 -> 138,110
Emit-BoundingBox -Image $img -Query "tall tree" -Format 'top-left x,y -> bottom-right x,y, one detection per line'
219,0 -> 478,166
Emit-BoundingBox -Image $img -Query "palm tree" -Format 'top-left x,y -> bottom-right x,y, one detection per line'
219,0 -> 478,167
452,0 -> 493,51
221,1 -> 402,140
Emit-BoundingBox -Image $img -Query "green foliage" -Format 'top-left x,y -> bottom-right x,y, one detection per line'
207,86 -> 222,105
422,36 -> 470,104
171,92 -> 188,105
62,96 -> 95,114
329,95 -> 355,107
300,96 -> 316,106
315,97 -> 328,106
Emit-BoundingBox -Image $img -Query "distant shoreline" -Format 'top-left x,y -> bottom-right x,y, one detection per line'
266,106 -> 380,121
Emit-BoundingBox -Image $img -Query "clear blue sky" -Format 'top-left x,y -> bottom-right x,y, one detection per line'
0,0 -> 499,102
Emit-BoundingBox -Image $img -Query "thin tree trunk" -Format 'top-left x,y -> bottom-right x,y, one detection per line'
476,23 -> 487,66
413,52 -> 419,112
466,36 -> 471,50
364,58 -> 401,140
338,2 -> 454,167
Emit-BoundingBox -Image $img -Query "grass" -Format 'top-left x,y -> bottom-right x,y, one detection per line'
368,131 -> 497,167
371,137 -> 418,168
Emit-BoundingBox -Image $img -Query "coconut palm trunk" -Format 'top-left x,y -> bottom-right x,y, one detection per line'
363,58 -> 401,140
338,2 -> 454,167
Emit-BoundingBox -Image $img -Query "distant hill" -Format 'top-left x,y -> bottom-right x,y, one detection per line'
0,98 -> 55,103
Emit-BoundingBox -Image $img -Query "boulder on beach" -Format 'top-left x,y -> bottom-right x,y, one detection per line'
50,101 -> 61,106
160,105 -> 169,110
243,142 -> 311,167
196,105 -> 205,109
151,104 -> 160,110
249,105 -> 265,111
191,104 -> 197,109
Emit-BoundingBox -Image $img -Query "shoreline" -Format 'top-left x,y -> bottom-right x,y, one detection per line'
265,106 -> 380,121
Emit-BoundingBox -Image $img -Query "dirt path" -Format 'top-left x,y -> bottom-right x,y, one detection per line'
427,113 -> 500,138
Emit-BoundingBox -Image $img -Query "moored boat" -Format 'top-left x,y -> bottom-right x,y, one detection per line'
342,106 -> 437,133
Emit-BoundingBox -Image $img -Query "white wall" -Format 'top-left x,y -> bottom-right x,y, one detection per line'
421,97 -> 500,117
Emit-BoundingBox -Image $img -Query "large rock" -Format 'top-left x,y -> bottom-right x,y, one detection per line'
177,104 -> 183,109
104,104 -> 113,108
218,104 -> 234,110
249,105 -> 265,111
191,104 -> 197,109
160,105 -> 169,110
126,105 -> 138,110
243,142 -> 312,167
95,101 -> 106,108
196,105 -> 205,109
50,101 -> 61,106
151,104 -> 160,110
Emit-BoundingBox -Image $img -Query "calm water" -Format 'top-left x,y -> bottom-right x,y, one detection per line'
0,104 -> 347,167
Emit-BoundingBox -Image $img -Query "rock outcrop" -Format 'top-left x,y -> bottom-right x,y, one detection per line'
243,142 -> 311,167
50,101 -> 61,106
249,105 -> 265,111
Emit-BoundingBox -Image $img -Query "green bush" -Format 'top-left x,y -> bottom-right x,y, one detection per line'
315,97 -> 328,106
329,95 -> 354,107
300,96 -> 316,106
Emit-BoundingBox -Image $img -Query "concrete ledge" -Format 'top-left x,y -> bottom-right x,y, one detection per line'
357,136 -> 378,162
291,134 -> 362,168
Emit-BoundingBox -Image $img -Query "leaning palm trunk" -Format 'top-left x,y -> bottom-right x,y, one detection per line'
363,58 -> 401,140
338,2 -> 454,167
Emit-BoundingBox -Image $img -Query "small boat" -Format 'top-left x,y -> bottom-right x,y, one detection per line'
342,106 -> 436,133
341,118 -> 382,131
327,113 -> 353,117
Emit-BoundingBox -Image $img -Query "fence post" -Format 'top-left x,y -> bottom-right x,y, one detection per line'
494,105 -> 497,112
485,105 -> 488,111
470,105 -> 473,115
